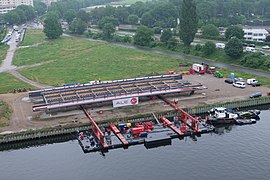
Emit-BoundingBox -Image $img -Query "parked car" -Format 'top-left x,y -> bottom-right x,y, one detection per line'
262,46 -> 270,50
233,81 -> 246,88
246,47 -> 256,53
249,92 -> 262,98
225,78 -> 234,84
234,78 -> 244,82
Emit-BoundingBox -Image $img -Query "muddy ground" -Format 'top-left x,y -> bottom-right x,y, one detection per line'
0,74 -> 269,133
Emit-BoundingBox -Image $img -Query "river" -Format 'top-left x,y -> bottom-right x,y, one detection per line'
1,108 -> 270,180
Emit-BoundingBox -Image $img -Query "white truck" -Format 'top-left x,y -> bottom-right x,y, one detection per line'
247,78 -> 260,87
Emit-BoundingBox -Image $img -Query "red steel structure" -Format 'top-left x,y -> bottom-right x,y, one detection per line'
160,116 -> 184,136
109,124 -> 129,146
81,106 -> 108,148
29,75 -> 207,111
159,96 -> 201,133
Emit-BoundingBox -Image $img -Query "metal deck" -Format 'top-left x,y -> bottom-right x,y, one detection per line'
29,74 -> 207,111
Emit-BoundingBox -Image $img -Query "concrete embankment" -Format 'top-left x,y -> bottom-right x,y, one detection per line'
1,97 -> 270,144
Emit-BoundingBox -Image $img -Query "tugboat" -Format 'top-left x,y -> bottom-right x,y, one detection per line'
206,107 -> 238,124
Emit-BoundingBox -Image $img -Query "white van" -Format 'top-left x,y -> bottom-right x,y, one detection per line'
246,47 -> 256,53
216,43 -> 225,49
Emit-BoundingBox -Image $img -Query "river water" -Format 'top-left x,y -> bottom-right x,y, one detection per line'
1,109 -> 270,180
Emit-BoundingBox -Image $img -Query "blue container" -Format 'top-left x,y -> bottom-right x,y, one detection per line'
139,132 -> 148,137
230,73 -> 235,79
118,124 -> 125,129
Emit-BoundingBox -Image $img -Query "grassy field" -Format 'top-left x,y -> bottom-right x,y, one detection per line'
13,29 -> 270,87
0,100 -> 11,127
0,45 -> 8,63
0,73 -> 35,94
15,36 -> 189,86
20,29 -> 46,46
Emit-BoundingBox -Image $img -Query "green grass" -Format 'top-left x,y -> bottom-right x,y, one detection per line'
0,100 -> 11,126
0,45 -> 8,63
20,29 -> 46,46
15,37 -> 190,86
0,73 -> 35,94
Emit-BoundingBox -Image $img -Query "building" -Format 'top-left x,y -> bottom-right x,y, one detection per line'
0,0 -> 33,14
0,4 -> 16,14
243,27 -> 269,42
42,0 -> 58,6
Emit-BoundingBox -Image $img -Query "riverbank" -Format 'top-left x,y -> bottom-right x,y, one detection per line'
1,95 -> 270,144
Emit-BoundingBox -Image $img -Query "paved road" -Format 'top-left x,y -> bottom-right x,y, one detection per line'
0,28 -> 51,89
0,32 -> 17,73
64,34 -> 270,78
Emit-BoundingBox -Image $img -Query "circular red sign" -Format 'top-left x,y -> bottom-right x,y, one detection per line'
130,98 -> 137,105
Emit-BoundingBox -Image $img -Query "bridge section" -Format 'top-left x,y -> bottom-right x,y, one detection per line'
29,75 -> 207,111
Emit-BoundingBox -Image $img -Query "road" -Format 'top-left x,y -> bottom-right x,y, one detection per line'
64,33 -> 270,78
0,27 -> 50,89
0,30 -> 17,73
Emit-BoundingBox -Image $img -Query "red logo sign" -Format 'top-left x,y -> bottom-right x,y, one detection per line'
130,97 -> 137,104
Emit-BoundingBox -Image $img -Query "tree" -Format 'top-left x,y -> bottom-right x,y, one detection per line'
69,19 -> 87,34
102,23 -> 115,39
34,0 -> 47,16
225,38 -> 243,58
115,7 -> 129,24
64,10 -> 76,24
98,16 -> 118,29
160,29 -> 173,44
265,36 -> 270,42
76,10 -> 89,23
128,14 -> 139,25
43,13 -> 63,39
4,10 -> 20,25
140,12 -> 155,27
16,5 -> 35,21
225,25 -> 244,40
202,41 -> 216,55
201,24 -> 219,38
134,25 -> 153,46
179,0 -> 198,47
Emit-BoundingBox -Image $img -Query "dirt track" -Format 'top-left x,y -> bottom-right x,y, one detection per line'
0,74 -> 269,133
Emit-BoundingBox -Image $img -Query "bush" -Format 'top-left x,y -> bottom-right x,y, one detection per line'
195,44 -> 202,51
202,41 -> 216,55
241,52 -> 267,69
167,37 -> 178,51
91,32 -> 103,39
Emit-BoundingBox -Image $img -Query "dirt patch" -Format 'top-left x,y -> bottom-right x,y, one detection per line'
0,74 -> 269,133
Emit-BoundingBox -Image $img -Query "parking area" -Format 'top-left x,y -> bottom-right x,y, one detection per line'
184,74 -> 269,103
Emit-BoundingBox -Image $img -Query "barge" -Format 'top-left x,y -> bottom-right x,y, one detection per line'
77,118 -> 215,154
